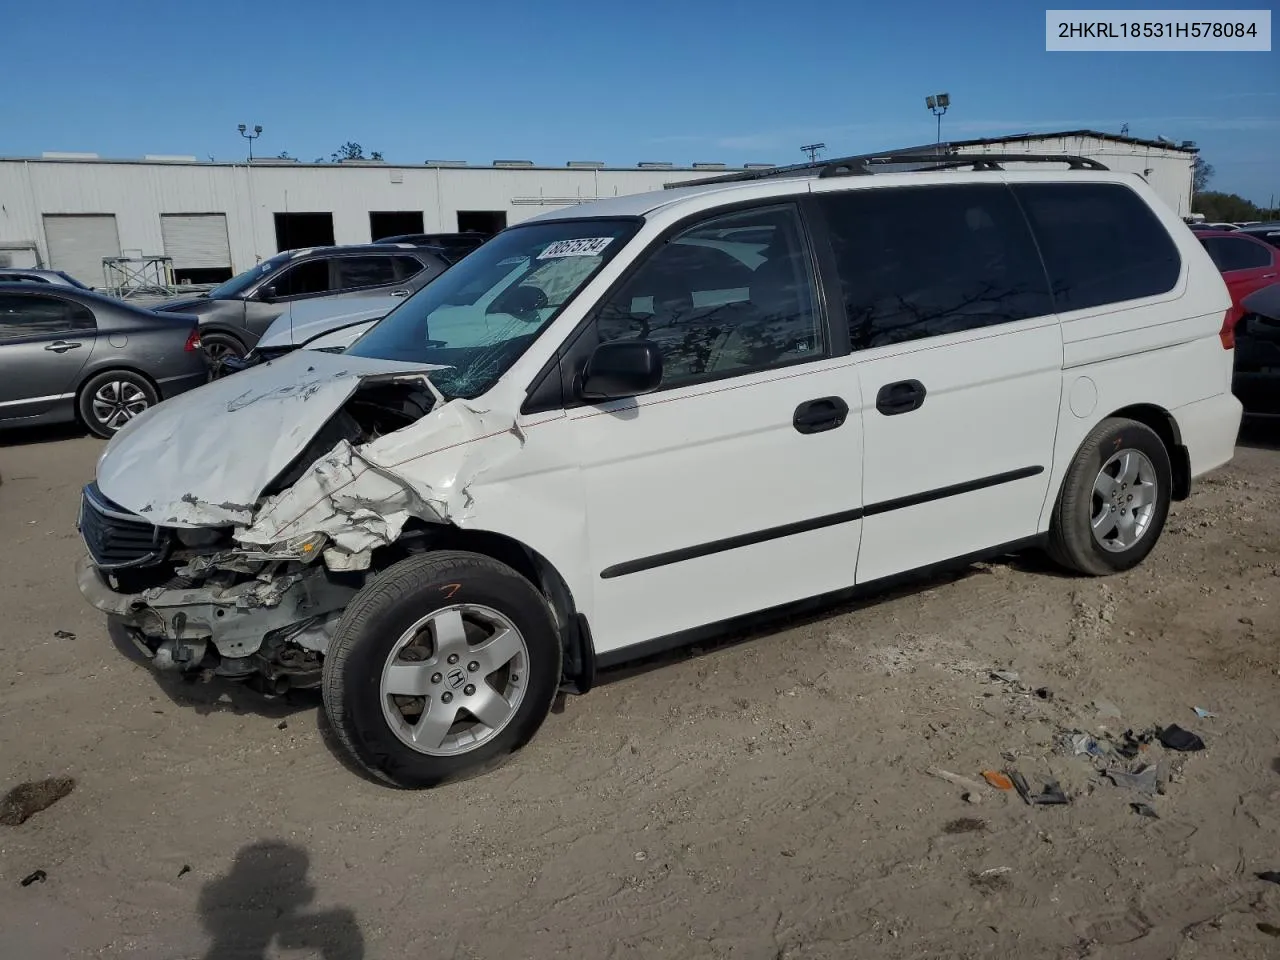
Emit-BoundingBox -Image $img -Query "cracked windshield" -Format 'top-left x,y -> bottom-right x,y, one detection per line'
345,219 -> 638,397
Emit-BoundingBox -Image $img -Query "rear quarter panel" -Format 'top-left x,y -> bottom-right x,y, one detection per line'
1029,174 -> 1234,532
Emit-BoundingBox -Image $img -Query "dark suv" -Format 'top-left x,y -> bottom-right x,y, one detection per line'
153,243 -> 449,361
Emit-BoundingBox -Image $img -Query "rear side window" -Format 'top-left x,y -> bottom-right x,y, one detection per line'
1200,236 -> 1273,271
0,293 -> 95,340
818,183 -> 1054,350
334,256 -> 399,290
392,255 -> 428,280
1012,183 -> 1181,313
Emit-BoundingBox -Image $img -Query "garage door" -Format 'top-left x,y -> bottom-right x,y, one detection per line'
161,214 -> 231,270
43,214 -> 121,288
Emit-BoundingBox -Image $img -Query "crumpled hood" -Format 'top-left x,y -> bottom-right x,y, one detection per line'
95,349 -> 444,526
257,294 -> 395,350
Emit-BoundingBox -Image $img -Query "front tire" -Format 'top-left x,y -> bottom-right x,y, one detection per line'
1048,417 -> 1172,576
321,551 -> 562,788
77,370 -> 158,438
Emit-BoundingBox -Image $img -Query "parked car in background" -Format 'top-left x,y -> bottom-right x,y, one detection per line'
0,268 -> 94,289
1196,230 -> 1278,329
217,295 -> 394,375
1235,222 -> 1280,250
374,232 -> 491,263
77,157 -> 1241,787
1189,221 -> 1240,232
0,283 -> 205,437
1235,283 -> 1280,415
152,243 -> 450,363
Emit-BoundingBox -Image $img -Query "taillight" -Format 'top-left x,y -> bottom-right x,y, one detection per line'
184,328 -> 201,352
1219,308 -> 1238,350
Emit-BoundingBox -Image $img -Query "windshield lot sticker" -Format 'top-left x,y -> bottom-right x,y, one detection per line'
538,237 -> 613,259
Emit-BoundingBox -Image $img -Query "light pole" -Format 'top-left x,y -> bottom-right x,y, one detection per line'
238,123 -> 263,161
925,93 -> 951,147
801,142 -> 826,164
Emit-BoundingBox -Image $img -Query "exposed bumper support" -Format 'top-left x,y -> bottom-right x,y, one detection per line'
76,554 -> 358,659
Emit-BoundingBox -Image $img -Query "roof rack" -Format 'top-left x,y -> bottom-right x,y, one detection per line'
666,151 -> 1108,188
819,153 -> 1109,177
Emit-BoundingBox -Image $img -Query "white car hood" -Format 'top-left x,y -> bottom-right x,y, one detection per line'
256,295 -> 396,350
95,349 -> 444,526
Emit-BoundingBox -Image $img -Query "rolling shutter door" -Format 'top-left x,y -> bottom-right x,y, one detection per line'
43,214 -> 121,288
161,214 -> 231,269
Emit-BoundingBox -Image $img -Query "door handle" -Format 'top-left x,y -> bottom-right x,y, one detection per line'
875,379 -> 926,416
389,288 -> 410,298
44,340 -> 82,353
793,396 -> 849,434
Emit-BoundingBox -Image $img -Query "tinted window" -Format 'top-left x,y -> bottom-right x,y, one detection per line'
1201,236 -> 1273,272
392,256 -> 428,280
0,294 -> 94,340
819,184 -> 1053,350
1013,183 -> 1181,312
273,259 -> 334,297
334,256 -> 399,290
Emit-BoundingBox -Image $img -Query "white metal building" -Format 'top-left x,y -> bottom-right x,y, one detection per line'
0,155 -> 743,285
0,131 -> 1197,287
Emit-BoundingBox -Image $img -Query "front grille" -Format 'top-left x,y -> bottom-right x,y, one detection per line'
78,483 -> 171,570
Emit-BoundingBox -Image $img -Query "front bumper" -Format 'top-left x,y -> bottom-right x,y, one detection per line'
76,554 -> 358,660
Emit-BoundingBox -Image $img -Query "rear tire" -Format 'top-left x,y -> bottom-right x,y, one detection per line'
201,332 -> 246,377
1047,417 -> 1172,576
321,551 -> 562,789
77,370 -> 158,438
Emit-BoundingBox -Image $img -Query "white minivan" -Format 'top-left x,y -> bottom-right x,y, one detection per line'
77,156 -> 1242,787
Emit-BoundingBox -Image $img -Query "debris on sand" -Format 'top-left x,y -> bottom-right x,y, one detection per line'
990,670 -> 1020,684
178,864 -> 191,878
0,777 -> 76,826
1105,765 -> 1160,796
20,870 -> 47,887
943,817 -> 987,835
1158,725 -> 1206,752
1130,802 -> 1160,819
1192,706 -> 1217,719
1257,871 -> 1280,885
52,630 -> 76,640
928,768 -> 988,795
982,770 -> 1014,791
1009,770 -> 1069,805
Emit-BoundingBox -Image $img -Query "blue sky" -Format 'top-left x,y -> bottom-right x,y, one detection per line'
3,0 -> 1276,203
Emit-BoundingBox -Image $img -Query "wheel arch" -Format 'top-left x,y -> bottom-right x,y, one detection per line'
372,521 -> 595,693
74,363 -> 161,413
198,324 -> 251,350
1106,403 -> 1191,500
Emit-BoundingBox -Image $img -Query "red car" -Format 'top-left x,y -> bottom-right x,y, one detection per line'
1196,230 -> 1278,336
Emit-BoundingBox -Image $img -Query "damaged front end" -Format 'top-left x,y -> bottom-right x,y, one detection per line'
75,349 -> 523,692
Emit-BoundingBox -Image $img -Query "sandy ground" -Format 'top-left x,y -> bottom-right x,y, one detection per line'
1,420 -> 1279,960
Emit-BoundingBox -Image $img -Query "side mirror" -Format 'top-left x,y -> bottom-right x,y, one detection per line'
579,340 -> 663,401
258,284 -> 279,301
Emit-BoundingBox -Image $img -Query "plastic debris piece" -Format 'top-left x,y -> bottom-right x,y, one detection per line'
927,768 -> 988,795
1106,765 -> 1159,795
1130,802 -> 1160,819
990,670 -> 1020,683
982,770 -> 1014,791
0,777 -> 77,826
1192,707 -> 1216,719
20,870 -> 46,887
1094,699 -> 1123,720
1034,687 -> 1053,701
178,864 -> 191,878
1259,922 -> 1280,938
53,630 -> 76,640
1158,725 -> 1205,752
1071,734 -> 1108,759
1257,871 -> 1280,885
1009,769 -> 1069,805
